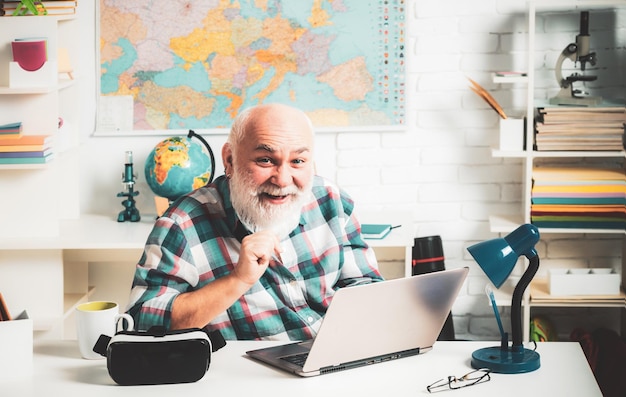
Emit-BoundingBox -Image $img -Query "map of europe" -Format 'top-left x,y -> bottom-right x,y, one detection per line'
98,0 -> 405,131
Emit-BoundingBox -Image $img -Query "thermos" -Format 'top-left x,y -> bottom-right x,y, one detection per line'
412,235 -> 456,341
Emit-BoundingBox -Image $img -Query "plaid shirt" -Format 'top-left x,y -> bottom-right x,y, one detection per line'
126,175 -> 382,340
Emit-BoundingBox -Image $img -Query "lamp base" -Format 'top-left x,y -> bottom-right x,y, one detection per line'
471,346 -> 540,374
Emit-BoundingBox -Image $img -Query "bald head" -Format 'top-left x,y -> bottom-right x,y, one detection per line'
227,104 -> 314,148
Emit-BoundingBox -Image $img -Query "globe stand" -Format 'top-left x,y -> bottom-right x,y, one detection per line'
154,196 -> 170,218
117,151 -> 141,222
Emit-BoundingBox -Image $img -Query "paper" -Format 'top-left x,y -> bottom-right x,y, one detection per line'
97,96 -> 134,132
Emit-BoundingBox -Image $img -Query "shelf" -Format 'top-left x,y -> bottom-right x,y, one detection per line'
0,14 -> 76,21
0,163 -> 52,170
492,72 -> 528,84
492,149 -> 626,159
489,214 -> 626,234
530,278 -> 626,308
489,214 -> 525,232
531,0 -> 626,12
33,288 -> 95,332
0,78 -> 75,95
63,286 -> 96,320
531,151 -> 626,158
491,148 -> 529,158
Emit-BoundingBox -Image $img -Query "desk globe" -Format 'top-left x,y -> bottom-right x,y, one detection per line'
145,130 -> 215,203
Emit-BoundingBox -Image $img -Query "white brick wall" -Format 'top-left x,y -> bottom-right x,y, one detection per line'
77,0 -> 625,342
337,0 -> 626,341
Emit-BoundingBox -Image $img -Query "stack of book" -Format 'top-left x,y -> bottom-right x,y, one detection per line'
0,121 -> 22,138
0,134 -> 54,164
535,105 -> 626,151
531,166 -> 626,230
0,0 -> 77,16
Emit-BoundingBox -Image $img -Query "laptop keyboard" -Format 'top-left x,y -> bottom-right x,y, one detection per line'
281,353 -> 309,367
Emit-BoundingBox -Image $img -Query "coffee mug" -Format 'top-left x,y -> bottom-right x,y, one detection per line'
75,301 -> 134,360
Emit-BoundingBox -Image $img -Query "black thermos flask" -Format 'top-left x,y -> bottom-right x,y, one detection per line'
412,235 -> 455,341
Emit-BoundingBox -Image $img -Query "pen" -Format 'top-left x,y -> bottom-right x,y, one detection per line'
390,225 -> 401,230
485,285 -> 505,338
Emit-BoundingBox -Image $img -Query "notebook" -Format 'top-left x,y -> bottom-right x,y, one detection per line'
246,266 -> 469,377
361,223 -> 393,239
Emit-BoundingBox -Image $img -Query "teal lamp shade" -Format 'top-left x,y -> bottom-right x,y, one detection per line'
467,224 -> 540,288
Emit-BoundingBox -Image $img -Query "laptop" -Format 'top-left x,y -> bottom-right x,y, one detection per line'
246,266 -> 469,377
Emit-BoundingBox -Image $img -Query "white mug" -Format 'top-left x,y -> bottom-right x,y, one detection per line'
75,301 -> 134,360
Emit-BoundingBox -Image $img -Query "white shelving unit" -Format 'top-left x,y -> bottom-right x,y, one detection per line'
0,13 -> 82,339
490,0 -> 626,341
0,15 -> 81,237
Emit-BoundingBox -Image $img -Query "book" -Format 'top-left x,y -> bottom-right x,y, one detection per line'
534,103 -> 626,151
1,7 -> 76,16
533,184 -> 626,194
532,167 -> 626,181
0,134 -> 53,146
0,0 -> 77,7
536,145 -> 624,151
0,121 -> 22,133
361,223 -> 393,239
0,153 -> 54,164
0,123 -> 22,138
0,8 -> 76,17
0,148 -> 53,158
531,165 -> 626,230
536,122 -> 623,132
0,144 -> 52,152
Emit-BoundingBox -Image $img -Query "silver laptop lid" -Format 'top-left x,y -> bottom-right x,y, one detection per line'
303,267 -> 468,372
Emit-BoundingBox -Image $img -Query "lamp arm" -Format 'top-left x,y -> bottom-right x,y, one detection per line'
510,255 -> 540,349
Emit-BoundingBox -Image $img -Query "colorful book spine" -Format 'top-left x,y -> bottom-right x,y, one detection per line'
0,134 -> 52,145
0,122 -> 22,137
0,153 -> 54,164
0,149 -> 52,158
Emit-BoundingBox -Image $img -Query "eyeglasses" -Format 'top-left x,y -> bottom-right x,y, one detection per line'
426,368 -> 491,393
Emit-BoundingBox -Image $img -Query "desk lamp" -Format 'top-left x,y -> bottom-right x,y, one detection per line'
467,224 -> 541,374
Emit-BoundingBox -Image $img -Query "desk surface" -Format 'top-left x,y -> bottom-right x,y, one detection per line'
0,213 -> 414,250
4,340 -> 601,396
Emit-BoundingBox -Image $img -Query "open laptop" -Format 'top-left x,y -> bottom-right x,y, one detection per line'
246,266 -> 469,377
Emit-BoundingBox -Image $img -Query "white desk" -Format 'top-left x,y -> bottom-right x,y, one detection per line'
3,340 -> 601,396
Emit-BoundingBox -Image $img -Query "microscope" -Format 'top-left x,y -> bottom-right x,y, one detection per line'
549,11 -> 602,106
117,151 -> 141,222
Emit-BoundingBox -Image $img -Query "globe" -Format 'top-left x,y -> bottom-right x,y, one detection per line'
144,131 -> 215,201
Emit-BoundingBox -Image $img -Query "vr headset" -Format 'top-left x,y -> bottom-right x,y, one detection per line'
94,326 -> 226,386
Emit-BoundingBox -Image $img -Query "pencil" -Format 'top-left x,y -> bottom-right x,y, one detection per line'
0,293 -> 11,321
467,77 -> 508,119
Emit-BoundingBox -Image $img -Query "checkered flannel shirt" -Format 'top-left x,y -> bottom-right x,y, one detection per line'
126,175 -> 382,340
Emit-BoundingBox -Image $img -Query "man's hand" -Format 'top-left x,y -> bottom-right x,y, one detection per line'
232,230 -> 282,286
171,229 -> 282,330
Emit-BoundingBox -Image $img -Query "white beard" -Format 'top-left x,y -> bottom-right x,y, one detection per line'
229,171 -> 312,240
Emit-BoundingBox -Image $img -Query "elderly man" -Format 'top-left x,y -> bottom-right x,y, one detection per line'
126,103 -> 383,340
